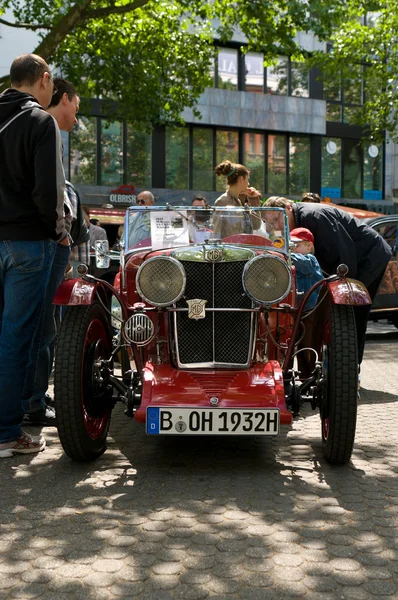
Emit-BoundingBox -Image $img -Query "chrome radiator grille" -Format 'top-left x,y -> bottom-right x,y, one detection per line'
174,261 -> 253,367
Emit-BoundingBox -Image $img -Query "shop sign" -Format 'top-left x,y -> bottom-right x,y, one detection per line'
110,184 -> 137,204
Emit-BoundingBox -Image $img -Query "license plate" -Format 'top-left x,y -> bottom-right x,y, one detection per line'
146,407 -> 279,435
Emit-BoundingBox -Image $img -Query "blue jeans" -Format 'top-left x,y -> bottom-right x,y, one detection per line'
23,243 -> 70,413
0,240 -> 56,443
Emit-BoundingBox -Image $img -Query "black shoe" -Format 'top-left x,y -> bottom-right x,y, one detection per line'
23,406 -> 57,427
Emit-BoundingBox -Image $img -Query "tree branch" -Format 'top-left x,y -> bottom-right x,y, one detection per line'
84,0 -> 151,19
0,17 -> 51,30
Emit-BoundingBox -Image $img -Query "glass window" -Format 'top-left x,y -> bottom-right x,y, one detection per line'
290,62 -> 309,97
323,75 -> 341,102
217,48 -> 238,90
289,136 -> 310,194
101,120 -> 123,187
192,128 -> 214,191
215,130 -> 239,192
343,66 -> 363,105
321,138 -> 342,199
326,103 -> 341,122
243,132 -> 264,194
266,57 -> 288,95
126,127 -> 152,188
244,52 -> 264,93
165,127 -> 189,189
363,143 -> 383,199
70,116 -> 97,185
342,139 -> 362,199
268,135 -> 287,194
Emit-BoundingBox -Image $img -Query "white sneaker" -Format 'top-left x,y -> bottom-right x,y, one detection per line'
0,431 -> 46,458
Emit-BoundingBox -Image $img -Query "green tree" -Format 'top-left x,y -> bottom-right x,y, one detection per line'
0,0 -> 337,129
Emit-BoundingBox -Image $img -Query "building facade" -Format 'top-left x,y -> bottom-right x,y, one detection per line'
1,22 -> 397,212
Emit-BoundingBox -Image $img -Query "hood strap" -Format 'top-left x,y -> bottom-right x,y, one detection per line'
0,105 -> 38,135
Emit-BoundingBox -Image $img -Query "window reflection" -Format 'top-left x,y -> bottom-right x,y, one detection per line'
266,58 -> 288,95
166,127 -> 189,189
70,116 -> 97,185
193,128 -> 213,190
244,52 -> 264,93
321,138 -> 341,198
289,136 -> 310,194
342,139 -> 361,199
290,62 -> 309,97
268,135 -> 287,194
101,121 -> 123,186
217,48 -> 238,90
363,143 -> 383,199
243,132 -> 264,193
126,127 -> 152,188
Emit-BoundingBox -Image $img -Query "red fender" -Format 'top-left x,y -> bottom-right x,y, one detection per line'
327,278 -> 371,306
53,278 -> 98,306
222,233 -> 273,247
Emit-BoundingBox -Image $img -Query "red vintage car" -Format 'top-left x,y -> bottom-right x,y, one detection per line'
53,206 -> 370,465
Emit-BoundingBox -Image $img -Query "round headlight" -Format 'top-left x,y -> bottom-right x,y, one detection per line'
243,254 -> 291,305
136,256 -> 186,307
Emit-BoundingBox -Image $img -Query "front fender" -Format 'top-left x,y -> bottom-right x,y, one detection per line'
53,278 -> 98,306
327,278 -> 371,306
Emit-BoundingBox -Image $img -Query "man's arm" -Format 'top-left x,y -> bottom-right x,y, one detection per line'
32,115 -> 68,242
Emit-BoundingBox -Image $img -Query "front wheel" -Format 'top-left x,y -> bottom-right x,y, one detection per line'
321,304 -> 358,465
54,303 -> 113,461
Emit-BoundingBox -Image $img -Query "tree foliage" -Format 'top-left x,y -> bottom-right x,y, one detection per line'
0,0 -> 397,139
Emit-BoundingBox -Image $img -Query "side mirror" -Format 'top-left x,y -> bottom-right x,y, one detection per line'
95,240 -> 110,269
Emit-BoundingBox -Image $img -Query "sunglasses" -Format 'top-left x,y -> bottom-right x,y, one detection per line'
136,199 -> 146,205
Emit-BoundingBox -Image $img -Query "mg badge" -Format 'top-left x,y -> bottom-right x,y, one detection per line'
206,247 -> 222,262
187,299 -> 207,320
210,397 -> 219,406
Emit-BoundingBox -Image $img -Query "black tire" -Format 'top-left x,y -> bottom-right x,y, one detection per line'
321,304 -> 358,465
54,303 -> 113,461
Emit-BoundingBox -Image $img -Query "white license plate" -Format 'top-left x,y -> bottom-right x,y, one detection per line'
146,407 -> 279,435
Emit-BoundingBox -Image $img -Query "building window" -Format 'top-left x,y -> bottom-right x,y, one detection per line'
70,116 -> 97,185
243,132 -> 265,194
101,120 -> 123,187
321,138 -> 342,199
290,62 -> 309,98
267,135 -> 287,194
192,128 -> 214,191
266,57 -> 288,95
217,48 -> 238,90
363,143 -> 383,199
126,127 -> 152,188
215,130 -> 239,191
324,65 -> 363,124
244,52 -> 264,93
289,136 -> 310,194
342,139 -> 362,199
166,127 -> 189,189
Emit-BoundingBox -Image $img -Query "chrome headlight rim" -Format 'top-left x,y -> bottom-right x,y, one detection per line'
242,254 -> 292,306
136,256 -> 186,307
124,312 -> 155,346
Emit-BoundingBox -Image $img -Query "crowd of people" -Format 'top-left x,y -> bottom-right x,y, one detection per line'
0,52 -> 392,459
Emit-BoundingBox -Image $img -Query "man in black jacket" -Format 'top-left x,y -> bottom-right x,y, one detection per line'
264,197 -> 392,363
23,78 -> 86,425
0,54 -> 68,458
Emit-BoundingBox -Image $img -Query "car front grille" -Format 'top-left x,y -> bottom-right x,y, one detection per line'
174,261 -> 253,367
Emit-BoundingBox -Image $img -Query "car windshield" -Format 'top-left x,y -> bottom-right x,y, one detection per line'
124,206 -> 289,253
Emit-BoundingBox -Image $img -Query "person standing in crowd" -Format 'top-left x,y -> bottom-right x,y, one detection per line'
213,160 -> 262,238
264,196 -> 392,363
0,54 -> 68,458
128,191 -> 155,247
22,78 -> 84,424
189,196 -> 212,243
82,206 -> 107,247
301,192 -> 321,203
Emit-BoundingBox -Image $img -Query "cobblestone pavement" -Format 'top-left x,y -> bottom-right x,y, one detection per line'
1,323 -> 398,600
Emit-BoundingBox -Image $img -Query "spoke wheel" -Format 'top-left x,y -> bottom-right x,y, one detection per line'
321,304 -> 358,465
54,304 -> 113,461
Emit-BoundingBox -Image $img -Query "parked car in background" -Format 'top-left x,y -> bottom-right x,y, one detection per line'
364,215 -> 398,328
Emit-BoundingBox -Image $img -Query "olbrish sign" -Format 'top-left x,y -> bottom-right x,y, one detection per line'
110,184 -> 137,204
